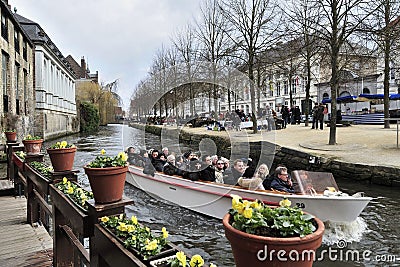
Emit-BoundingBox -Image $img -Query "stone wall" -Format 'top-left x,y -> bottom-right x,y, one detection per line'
130,123 -> 400,187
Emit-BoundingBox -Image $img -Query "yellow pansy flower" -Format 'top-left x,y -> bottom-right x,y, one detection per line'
243,207 -> 253,219
126,225 -> 135,233
232,201 -> 245,214
131,215 -> 138,225
62,177 -> 68,184
100,216 -> 109,223
242,200 -> 251,208
145,239 -> 158,251
231,194 -> 241,207
250,201 -> 262,210
279,198 -> 292,208
210,263 -> 217,267
60,141 -> 67,148
190,254 -> 204,267
118,152 -> 128,161
176,251 -> 186,266
162,227 -> 168,239
67,186 -> 74,194
101,149 -> 106,155
117,222 -> 128,232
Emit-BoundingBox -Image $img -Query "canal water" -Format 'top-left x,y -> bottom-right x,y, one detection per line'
44,124 -> 400,267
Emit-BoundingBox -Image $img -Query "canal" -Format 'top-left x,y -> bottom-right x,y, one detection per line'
44,124 -> 399,267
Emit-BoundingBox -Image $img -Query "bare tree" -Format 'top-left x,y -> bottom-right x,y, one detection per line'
282,0 -> 323,127
196,0 -> 231,118
219,0 -> 281,133
172,24 -> 200,116
310,0 -> 373,145
361,0 -> 400,128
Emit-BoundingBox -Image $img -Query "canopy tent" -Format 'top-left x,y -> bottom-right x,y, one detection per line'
322,95 -> 358,104
323,94 -> 400,104
359,93 -> 400,100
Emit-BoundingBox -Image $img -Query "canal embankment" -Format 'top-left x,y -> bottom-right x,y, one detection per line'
130,123 -> 400,187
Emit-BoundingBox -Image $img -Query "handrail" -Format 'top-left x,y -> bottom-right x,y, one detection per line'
59,225 -> 90,266
9,144 -> 171,267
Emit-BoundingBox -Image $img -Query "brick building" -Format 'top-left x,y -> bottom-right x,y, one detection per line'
0,0 -> 35,140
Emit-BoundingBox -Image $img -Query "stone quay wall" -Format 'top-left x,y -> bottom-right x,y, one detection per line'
131,123 -> 400,187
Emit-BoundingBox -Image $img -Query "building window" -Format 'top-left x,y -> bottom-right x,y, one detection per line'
14,30 -> 19,53
1,12 -> 8,41
302,76 -> 308,91
23,39 -> 27,60
15,64 -> 20,115
323,93 -> 330,99
23,69 -> 27,115
362,88 -> 370,94
276,81 -> 281,96
283,80 -> 288,95
2,52 -> 9,112
291,77 -> 297,94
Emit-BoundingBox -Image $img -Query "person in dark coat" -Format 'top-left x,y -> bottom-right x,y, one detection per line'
183,158 -> 203,181
317,103 -> 325,130
270,166 -> 294,193
200,155 -> 216,182
163,155 -> 185,176
242,158 -> 256,178
224,159 -> 245,185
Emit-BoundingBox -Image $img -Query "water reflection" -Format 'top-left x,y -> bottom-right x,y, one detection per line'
45,124 -> 399,267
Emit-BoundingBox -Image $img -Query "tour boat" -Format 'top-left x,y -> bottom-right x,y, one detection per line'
127,165 -> 372,222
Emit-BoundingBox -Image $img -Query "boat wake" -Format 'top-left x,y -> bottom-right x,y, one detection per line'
322,217 -> 369,245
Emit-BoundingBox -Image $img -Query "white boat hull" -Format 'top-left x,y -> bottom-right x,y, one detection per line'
127,166 -> 371,222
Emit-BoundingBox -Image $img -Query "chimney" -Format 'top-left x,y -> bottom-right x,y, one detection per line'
80,57 -> 86,78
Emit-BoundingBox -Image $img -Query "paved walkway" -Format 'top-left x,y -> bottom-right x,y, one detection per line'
0,196 -> 53,267
179,123 -> 400,168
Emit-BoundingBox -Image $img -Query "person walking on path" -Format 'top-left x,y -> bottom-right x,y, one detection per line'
311,103 -> 319,129
281,106 -> 290,128
317,103 -> 325,130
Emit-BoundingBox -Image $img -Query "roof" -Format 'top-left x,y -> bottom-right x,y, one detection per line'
14,13 -> 76,78
0,2 -> 34,47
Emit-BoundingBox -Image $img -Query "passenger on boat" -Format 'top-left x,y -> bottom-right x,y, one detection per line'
200,155 -> 216,182
210,155 -> 218,166
175,155 -> 184,169
163,155 -> 185,176
224,159 -> 245,185
238,164 -> 269,190
183,158 -> 203,181
162,147 -> 169,156
242,158 -> 256,178
270,166 -> 294,193
126,147 -> 138,165
152,153 -> 166,172
215,159 -> 225,183
135,149 -> 148,168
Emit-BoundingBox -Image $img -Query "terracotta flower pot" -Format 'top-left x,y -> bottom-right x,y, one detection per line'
5,131 -> 17,142
47,147 -> 77,172
222,213 -> 324,267
22,139 -> 43,154
84,165 -> 128,204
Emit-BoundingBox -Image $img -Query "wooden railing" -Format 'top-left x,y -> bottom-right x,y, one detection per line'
8,142 -> 178,267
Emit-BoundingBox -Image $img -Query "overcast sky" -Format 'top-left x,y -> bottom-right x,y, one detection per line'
11,0 -> 201,110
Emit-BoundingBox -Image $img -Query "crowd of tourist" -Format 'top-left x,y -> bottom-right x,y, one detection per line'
125,146 -> 295,193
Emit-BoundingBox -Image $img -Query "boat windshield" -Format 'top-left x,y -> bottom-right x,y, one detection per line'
291,170 -> 339,195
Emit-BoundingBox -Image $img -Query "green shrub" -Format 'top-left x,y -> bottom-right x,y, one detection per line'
80,102 -> 100,133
